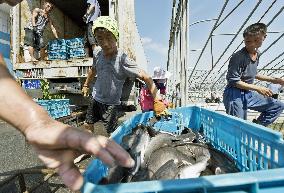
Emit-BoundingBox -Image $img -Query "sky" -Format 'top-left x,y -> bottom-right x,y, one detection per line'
135,0 -> 172,74
188,0 -> 284,70
135,0 -> 284,80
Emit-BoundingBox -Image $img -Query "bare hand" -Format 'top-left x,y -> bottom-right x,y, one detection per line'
24,119 -> 134,191
256,86 -> 273,97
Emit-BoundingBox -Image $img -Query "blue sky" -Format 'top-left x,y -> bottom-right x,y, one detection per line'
188,0 -> 284,72
135,0 -> 172,74
135,0 -> 284,77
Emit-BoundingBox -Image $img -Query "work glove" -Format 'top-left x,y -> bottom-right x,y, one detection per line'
153,99 -> 167,116
82,86 -> 90,97
167,102 -> 174,109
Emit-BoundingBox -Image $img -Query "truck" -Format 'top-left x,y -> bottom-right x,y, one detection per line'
10,0 -> 147,112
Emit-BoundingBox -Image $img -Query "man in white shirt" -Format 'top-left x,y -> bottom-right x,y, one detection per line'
83,0 -> 101,52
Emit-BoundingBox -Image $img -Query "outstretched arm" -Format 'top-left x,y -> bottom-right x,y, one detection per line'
86,4 -> 96,15
137,69 -> 167,115
137,69 -> 161,100
0,54 -> 134,191
50,19 -> 59,39
82,66 -> 96,97
235,80 -> 273,97
0,54 -> 42,131
256,74 -> 284,85
83,3 -> 96,22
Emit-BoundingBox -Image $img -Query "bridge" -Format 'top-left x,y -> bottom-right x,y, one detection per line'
167,0 -> 284,105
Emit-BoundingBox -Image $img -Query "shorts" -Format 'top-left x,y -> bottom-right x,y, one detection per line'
85,98 -> 119,134
84,22 -> 97,47
24,28 -> 45,50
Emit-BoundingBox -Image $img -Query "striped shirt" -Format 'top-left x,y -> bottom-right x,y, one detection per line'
25,10 -> 49,33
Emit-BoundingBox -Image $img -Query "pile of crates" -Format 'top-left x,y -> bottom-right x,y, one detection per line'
48,38 -> 86,60
47,39 -> 68,60
35,99 -> 71,119
67,38 -> 86,59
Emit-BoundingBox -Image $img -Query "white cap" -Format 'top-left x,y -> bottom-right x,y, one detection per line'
152,66 -> 172,79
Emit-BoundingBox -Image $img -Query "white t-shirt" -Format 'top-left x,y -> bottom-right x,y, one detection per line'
268,83 -> 283,94
86,0 -> 101,23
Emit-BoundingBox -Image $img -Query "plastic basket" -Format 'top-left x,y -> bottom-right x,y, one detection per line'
146,112 -> 185,135
69,48 -> 86,59
66,38 -> 85,49
47,38 -> 86,60
82,106 -> 284,193
36,99 -> 71,119
48,39 -> 67,51
48,51 -> 69,60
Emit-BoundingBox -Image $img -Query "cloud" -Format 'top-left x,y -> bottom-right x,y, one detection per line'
141,37 -> 153,45
141,37 -> 168,56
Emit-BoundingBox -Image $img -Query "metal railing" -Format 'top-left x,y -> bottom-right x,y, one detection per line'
166,0 -> 284,103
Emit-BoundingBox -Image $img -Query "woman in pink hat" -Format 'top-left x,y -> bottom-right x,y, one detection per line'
139,67 -> 172,112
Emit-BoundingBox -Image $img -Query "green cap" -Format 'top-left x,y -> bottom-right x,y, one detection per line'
92,16 -> 119,40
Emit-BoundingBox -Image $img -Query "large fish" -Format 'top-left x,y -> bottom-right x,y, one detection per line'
103,124 -> 238,184
146,146 -> 196,178
175,142 -> 239,175
149,143 -> 211,180
206,145 -> 239,174
142,133 -> 176,167
151,159 -> 180,180
122,125 -> 151,162
143,128 -> 196,167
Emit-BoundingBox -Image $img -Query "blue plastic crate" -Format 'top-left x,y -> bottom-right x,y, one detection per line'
48,51 -> 69,60
148,112 -> 185,135
36,99 -> 71,119
83,106 -> 284,193
23,79 -> 41,89
66,38 -> 85,49
69,48 -> 86,58
48,39 -> 67,52
48,38 -> 86,60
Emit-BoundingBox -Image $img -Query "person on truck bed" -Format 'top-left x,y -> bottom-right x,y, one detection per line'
0,1 -> 135,191
223,23 -> 284,126
24,1 -> 59,62
83,0 -> 101,55
82,16 -> 168,134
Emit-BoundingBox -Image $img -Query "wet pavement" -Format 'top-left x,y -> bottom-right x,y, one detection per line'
0,120 -> 73,193
0,109 -> 140,193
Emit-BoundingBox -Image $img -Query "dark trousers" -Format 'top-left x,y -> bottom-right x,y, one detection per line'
85,99 -> 119,134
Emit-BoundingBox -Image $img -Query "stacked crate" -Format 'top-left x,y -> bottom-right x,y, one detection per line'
35,99 -> 71,119
66,38 -> 86,59
47,38 -> 86,60
47,39 -> 68,60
